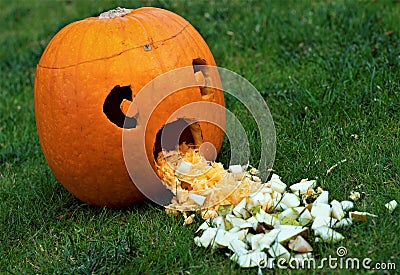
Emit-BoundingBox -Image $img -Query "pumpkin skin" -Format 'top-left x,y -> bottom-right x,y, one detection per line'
34,7 -> 225,207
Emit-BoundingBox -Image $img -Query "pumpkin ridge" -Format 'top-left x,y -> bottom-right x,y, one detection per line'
37,22 -> 191,70
41,20 -> 85,68
140,11 -> 186,50
127,14 -> 168,74
145,10 -> 188,37
75,21 -> 96,77
126,15 -> 153,47
185,24 -> 212,64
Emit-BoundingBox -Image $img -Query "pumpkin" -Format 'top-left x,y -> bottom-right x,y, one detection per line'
34,7 -> 225,207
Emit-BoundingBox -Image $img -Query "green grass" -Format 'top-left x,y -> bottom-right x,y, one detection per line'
1,0 -> 399,274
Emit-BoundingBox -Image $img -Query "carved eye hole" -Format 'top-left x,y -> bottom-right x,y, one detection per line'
192,58 -> 214,99
103,85 -> 137,129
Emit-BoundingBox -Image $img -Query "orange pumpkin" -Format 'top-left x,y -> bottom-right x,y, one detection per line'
34,7 -> 225,207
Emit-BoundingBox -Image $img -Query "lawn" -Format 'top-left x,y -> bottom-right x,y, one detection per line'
1,0 -> 399,274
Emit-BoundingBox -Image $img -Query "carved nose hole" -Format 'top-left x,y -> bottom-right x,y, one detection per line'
103,85 -> 138,129
192,58 -> 213,100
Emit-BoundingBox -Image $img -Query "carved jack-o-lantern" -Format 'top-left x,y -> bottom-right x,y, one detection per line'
34,7 -> 225,207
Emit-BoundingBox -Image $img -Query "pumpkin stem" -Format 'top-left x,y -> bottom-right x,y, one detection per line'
99,7 -> 131,19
